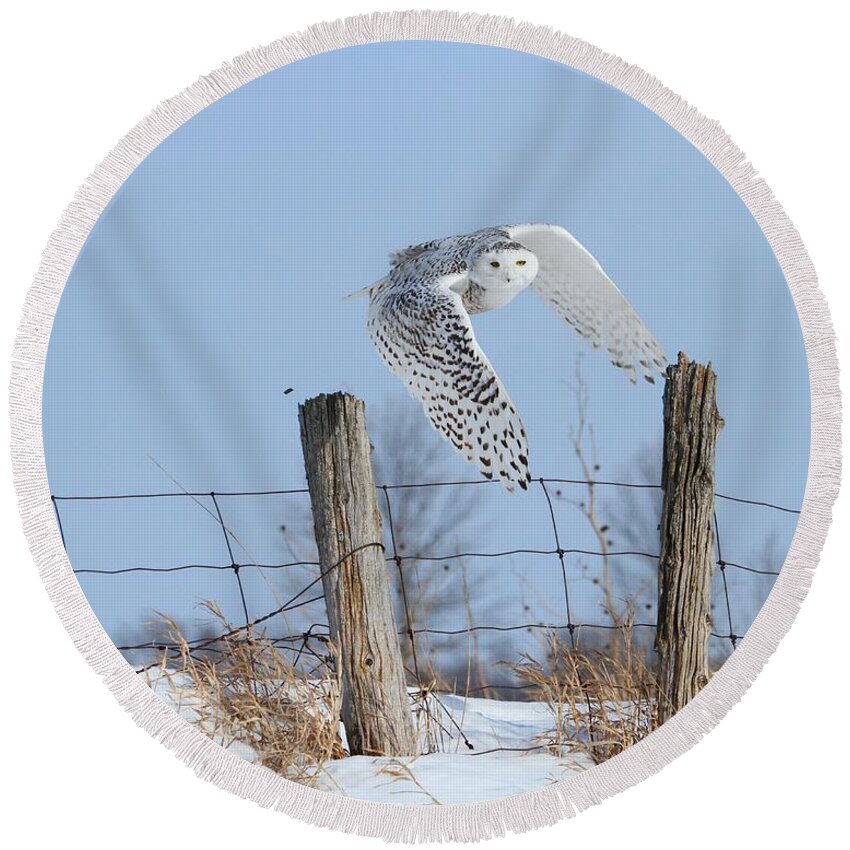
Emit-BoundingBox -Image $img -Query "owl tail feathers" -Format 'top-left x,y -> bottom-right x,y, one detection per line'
342,284 -> 372,300
343,275 -> 390,301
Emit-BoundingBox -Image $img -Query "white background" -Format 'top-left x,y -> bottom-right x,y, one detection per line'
1,2 -> 846,847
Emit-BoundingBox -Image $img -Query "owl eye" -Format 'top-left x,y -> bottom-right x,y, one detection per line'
516,260 -> 527,266
490,260 -> 500,268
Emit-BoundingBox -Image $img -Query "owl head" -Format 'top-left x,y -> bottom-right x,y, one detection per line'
470,240 -> 538,289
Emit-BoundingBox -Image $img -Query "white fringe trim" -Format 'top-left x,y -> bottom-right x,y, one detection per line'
8,10 -> 841,842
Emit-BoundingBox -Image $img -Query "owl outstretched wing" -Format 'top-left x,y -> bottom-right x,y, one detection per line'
368,268 -> 531,491
506,224 -> 667,383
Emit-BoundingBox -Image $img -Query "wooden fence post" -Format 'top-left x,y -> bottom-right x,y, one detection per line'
298,392 -> 417,757
656,352 -> 724,725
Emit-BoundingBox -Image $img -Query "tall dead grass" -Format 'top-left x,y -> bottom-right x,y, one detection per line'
148,604 -> 659,778
505,618 -> 659,764
151,603 -> 345,786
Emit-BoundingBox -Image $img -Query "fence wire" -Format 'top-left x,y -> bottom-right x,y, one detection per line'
52,477 -> 796,685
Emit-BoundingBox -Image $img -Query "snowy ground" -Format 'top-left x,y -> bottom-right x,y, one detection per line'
145,670 -> 593,804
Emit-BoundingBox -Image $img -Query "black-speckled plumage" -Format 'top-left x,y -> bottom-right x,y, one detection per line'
363,224 -> 666,491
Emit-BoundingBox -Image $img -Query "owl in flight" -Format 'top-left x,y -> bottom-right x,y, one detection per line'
352,224 -> 666,492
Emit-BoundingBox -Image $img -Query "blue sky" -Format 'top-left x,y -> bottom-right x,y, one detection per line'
43,41 -> 809,666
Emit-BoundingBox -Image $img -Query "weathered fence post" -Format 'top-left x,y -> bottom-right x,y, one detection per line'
298,392 -> 417,757
656,352 -> 724,725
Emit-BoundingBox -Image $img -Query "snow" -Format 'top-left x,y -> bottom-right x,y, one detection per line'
144,671 -> 593,804
318,750 -> 588,804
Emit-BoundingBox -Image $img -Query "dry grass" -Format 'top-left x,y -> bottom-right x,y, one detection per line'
377,758 -> 442,804
147,599 -> 658,783
151,603 -> 345,786
504,619 -> 659,765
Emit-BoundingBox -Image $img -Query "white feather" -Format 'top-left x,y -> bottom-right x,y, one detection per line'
507,223 -> 667,383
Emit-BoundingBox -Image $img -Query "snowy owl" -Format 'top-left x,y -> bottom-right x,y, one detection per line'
352,224 -> 666,492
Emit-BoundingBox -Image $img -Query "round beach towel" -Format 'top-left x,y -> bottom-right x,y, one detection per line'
10,11 -> 839,842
